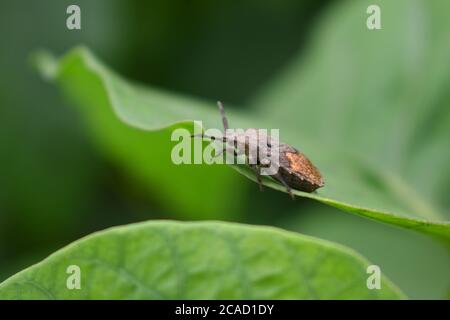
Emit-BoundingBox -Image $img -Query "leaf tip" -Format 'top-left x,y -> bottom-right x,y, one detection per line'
30,49 -> 58,81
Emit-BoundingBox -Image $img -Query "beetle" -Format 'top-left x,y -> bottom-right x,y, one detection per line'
192,101 -> 324,198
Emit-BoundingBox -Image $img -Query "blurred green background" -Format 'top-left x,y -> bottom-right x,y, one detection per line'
0,0 -> 448,299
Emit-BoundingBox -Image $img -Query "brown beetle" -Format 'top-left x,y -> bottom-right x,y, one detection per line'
192,101 -> 324,198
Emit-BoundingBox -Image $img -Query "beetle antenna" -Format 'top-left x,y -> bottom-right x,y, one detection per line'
217,101 -> 229,131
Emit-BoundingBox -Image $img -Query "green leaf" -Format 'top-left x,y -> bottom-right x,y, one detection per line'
0,221 -> 404,299
33,49 -> 247,220
34,40 -> 450,242
248,0 -> 450,241
234,165 -> 450,242
277,204 -> 450,299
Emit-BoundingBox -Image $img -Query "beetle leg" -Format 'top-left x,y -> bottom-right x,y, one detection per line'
191,134 -> 230,161
217,101 -> 229,131
250,164 -> 264,192
212,147 -> 225,158
219,142 -> 239,159
274,173 -> 295,199
244,153 -> 263,192
190,134 -> 227,142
